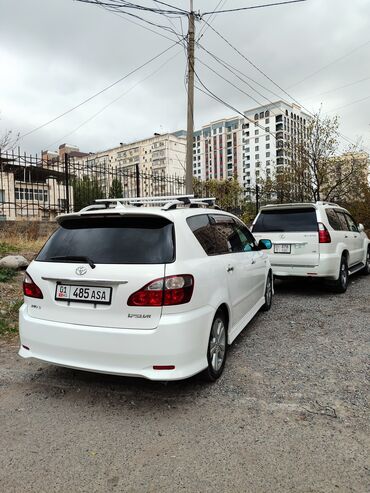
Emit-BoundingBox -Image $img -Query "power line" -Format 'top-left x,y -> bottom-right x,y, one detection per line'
19,40 -> 181,140
327,94 -> 370,114
196,0 -> 226,42
75,0 -> 188,16
202,0 -> 307,15
288,39 -> 370,89
44,49 -> 182,149
201,20 -> 368,151
151,0 -> 189,14
304,76 -> 370,100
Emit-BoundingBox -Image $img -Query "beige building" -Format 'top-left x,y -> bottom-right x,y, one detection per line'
0,155 -> 73,221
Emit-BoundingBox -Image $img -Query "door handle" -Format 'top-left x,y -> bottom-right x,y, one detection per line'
227,266 -> 234,272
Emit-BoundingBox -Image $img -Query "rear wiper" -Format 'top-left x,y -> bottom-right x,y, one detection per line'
50,256 -> 96,269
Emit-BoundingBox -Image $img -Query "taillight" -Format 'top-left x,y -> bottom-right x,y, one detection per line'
318,222 -> 331,243
23,273 -> 43,299
127,275 -> 194,307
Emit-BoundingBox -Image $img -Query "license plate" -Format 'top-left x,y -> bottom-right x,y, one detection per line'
55,284 -> 112,305
274,243 -> 291,254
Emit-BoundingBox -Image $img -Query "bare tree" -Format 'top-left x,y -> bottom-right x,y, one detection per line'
258,112 -> 368,204
0,114 -> 20,152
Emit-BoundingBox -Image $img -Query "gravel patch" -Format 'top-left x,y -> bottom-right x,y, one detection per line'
0,275 -> 369,492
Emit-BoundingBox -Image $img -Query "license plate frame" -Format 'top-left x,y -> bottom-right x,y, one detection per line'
55,283 -> 112,305
274,243 -> 291,254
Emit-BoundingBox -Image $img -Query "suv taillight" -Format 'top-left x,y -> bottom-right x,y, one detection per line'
318,222 -> 331,243
23,273 -> 43,299
127,275 -> 194,307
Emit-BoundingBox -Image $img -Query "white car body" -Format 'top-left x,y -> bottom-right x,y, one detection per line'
252,201 -> 370,280
19,200 -> 272,381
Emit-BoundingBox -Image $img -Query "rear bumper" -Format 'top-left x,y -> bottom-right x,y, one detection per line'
18,304 -> 214,381
271,254 -> 340,279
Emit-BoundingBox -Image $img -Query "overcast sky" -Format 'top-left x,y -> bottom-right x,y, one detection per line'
1,0 -> 369,154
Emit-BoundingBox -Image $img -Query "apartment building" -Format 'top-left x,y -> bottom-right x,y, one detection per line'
242,101 -> 310,195
192,101 -> 310,196
193,117 -> 242,181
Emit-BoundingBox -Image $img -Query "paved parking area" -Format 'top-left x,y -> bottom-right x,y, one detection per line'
0,276 -> 369,492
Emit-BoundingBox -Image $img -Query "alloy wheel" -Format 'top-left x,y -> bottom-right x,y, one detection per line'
209,318 -> 226,372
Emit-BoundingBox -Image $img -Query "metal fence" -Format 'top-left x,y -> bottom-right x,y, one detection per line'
0,150 -> 186,221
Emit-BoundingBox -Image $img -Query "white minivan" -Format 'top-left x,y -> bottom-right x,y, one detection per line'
252,201 -> 370,292
19,197 -> 273,381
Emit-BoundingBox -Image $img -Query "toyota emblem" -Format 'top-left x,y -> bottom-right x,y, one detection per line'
76,266 -> 87,276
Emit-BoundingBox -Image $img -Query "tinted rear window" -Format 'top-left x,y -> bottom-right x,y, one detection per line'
253,208 -> 317,233
37,216 -> 175,264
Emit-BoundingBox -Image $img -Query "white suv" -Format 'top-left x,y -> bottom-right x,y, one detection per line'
19,196 -> 273,381
252,201 -> 370,293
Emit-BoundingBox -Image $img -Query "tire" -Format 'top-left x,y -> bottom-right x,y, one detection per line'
202,310 -> 227,382
332,256 -> 349,293
261,271 -> 273,312
361,248 -> 370,275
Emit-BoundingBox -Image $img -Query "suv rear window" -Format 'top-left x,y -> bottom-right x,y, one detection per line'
253,208 -> 317,233
36,216 -> 175,264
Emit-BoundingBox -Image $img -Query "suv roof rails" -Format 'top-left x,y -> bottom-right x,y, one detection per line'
89,195 -> 220,211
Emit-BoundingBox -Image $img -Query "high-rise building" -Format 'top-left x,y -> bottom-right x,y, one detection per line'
193,117 -> 243,182
193,101 -> 311,196
242,101 -> 310,196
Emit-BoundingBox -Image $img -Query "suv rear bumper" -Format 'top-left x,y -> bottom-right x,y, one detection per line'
18,304 -> 214,381
271,254 -> 339,279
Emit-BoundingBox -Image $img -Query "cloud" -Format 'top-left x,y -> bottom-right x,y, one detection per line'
1,0 -> 369,153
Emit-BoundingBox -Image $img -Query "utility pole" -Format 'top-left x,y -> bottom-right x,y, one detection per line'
185,0 -> 195,195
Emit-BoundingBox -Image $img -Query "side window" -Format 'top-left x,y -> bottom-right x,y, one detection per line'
187,215 -> 217,255
335,211 -> 350,231
234,220 -> 257,252
326,208 -> 342,230
345,214 -> 359,233
210,215 -> 243,254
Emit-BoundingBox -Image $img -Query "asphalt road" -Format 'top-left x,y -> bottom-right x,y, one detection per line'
0,275 -> 369,493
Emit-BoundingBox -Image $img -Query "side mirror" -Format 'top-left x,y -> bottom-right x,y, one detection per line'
258,239 -> 272,250
358,223 -> 365,232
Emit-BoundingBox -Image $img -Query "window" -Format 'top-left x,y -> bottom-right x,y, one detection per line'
259,112 -> 264,119
210,215 -> 256,254
265,118 -> 270,124
265,110 -> 270,117
255,138 -> 259,144
345,213 -> 359,232
253,208 -> 317,233
254,113 -> 259,120
266,143 -> 270,149
266,127 -> 270,133
266,135 -> 270,141
326,209 -> 345,230
255,154 -> 259,159
335,211 -> 350,231
266,152 -> 270,157
0,190 -> 4,203
255,130 -> 259,135
37,217 -> 175,264
187,215 -> 217,255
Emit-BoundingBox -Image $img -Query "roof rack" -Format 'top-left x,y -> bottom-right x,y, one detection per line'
78,195 -> 219,213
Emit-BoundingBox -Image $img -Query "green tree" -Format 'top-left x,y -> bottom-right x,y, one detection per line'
72,176 -> 104,211
109,178 -> 123,198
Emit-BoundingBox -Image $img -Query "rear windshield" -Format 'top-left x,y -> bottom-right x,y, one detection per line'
36,216 -> 175,264
253,208 -> 317,233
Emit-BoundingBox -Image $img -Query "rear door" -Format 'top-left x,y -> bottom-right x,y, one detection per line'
27,215 -> 174,329
344,213 -> 364,265
210,214 -> 262,323
252,207 -> 319,268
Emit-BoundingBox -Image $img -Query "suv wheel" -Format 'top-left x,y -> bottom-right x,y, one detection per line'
332,256 -> 348,293
261,271 -> 273,312
203,310 -> 227,382
362,248 -> 370,275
